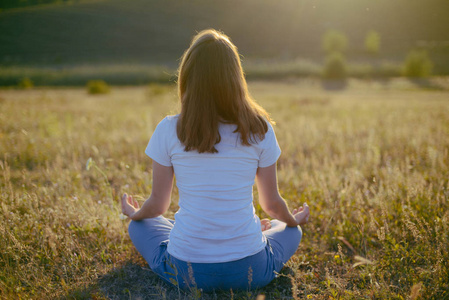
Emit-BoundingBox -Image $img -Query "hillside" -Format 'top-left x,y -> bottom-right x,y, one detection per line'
0,0 -> 76,10
1,0 -> 449,67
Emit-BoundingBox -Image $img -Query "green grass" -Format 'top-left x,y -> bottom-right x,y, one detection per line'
1,79 -> 449,299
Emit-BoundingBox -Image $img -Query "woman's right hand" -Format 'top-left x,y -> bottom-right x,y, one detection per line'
292,203 -> 310,225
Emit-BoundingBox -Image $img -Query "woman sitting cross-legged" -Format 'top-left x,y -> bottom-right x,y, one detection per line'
121,29 -> 310,292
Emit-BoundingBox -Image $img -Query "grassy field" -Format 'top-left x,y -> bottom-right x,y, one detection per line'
1,78 -> 449,299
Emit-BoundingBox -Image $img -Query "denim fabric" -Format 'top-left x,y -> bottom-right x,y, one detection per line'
128,216 -> 302,292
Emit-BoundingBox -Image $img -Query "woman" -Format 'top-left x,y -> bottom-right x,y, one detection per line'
121,29 -> 310,292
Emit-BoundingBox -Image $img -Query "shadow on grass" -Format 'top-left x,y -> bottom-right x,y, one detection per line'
64,262 -> 295,299
65,261 -> 168,299
320,79 -> 348,91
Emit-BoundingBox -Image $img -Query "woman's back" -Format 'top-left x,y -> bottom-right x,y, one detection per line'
145,115 -> 281,263
122,29 -> 309,292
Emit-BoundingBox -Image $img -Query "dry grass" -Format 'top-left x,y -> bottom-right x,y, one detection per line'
1,78 -> 448,299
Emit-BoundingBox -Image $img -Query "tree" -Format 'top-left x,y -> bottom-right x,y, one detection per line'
323,52 -> 347,79
87,80 -> 110,94
403,50 -> 433,78
364,30 -> 381,55
322,30 -> 348,54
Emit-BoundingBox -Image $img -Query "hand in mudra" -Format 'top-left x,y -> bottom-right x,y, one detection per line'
121,193 -> 140,219
260,218 -> 272,231
292,203 -> 310,225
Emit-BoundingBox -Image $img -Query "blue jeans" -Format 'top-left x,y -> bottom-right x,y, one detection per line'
128,216 -> 302,292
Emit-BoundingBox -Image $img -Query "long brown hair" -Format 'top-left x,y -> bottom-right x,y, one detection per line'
177,29 -> 272,153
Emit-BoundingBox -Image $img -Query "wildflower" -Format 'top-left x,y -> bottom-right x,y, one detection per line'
86,157 -> 93,170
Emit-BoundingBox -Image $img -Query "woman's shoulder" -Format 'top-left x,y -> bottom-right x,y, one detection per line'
256,119 -> 278,148
264,119 -> 275,133
157,114 -> 179,129
255,119 -> 276,143
151,115 -> 179,140
162,114 -> 179,123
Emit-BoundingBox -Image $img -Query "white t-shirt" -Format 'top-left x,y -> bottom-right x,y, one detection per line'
145,115 -> 281,263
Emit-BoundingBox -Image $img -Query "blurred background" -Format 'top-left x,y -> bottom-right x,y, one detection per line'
1,0 -> 449,86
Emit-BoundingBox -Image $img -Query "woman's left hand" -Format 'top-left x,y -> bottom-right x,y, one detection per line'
121,193 -> 140,219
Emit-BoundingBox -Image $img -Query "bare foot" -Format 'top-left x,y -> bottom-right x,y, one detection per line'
261,218 -> 271,231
